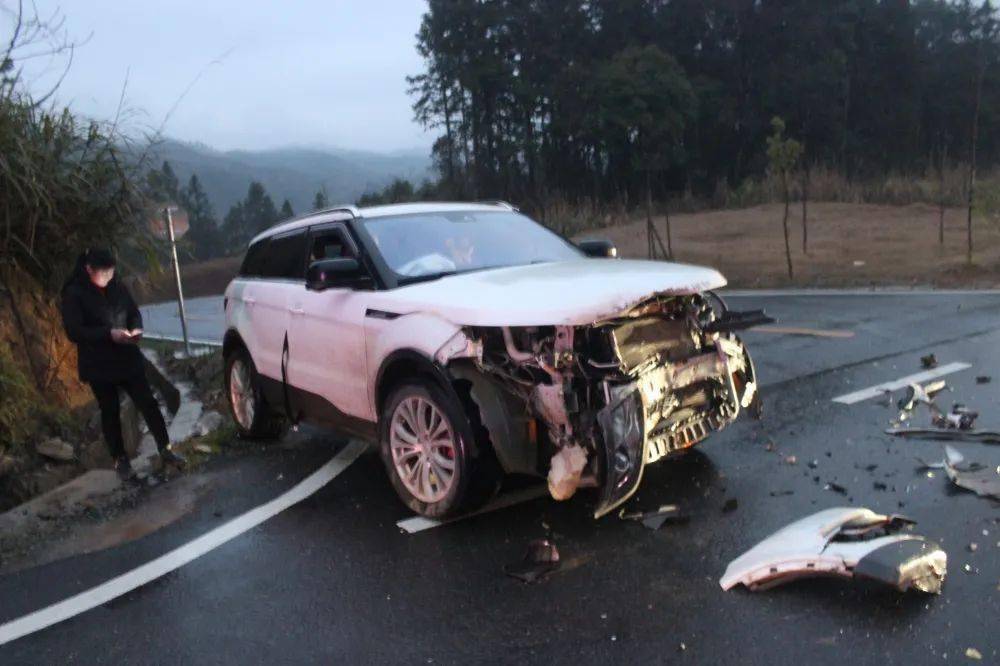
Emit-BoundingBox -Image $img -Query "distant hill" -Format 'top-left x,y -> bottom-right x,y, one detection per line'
147,139 -> 433,218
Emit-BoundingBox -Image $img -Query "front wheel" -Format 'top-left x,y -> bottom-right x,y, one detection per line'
379,379 -> 499,518
224,347 -> 286,440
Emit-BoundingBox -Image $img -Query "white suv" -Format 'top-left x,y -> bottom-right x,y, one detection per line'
223,202 -> 763,518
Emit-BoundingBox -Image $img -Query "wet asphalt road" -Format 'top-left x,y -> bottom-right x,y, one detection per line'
3,291 -> 1000,664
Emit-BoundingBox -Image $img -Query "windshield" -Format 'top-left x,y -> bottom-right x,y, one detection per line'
361,210 -> 583,281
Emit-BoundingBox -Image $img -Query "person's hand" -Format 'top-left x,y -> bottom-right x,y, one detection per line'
110,328 -> 133,344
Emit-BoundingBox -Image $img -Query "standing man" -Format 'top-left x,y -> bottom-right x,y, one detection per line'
60,247 -> 186,480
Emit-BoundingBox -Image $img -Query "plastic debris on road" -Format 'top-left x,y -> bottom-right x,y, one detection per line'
504,538 -> 561,583
720,507 -> 947,594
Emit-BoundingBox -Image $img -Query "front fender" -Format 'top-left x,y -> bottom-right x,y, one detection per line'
365,312 -> 475,417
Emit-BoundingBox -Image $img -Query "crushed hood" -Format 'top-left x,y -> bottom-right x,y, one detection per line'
367,259 -> 726,327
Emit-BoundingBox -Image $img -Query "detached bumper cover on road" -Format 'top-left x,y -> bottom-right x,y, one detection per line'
720,507 -> 947,594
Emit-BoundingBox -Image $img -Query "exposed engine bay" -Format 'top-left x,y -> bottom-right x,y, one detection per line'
451,292 -> 767,518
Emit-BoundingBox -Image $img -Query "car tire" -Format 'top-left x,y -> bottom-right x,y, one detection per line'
379,379 -> 500,518
224,346 -> 286,440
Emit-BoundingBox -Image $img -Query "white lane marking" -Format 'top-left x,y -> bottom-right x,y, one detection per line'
831,362 -> 971,404
723,288 -> 1000,297
141,332 -> 222,347
397,485 -> 548,534
0,440 -> 366,647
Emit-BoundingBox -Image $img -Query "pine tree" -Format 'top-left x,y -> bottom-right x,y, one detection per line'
313,189 -> 328,211
179,174 -> 222,260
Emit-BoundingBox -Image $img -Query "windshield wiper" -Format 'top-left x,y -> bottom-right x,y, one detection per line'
397,270 -> 458,286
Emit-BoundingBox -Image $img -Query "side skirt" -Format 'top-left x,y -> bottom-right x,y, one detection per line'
258,374 -> 377,441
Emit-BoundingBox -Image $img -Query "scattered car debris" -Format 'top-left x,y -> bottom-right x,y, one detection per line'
769,490 -> 794,497
619,503 -> 689,530
719,507 -> 947,594
897,380 -> 946,413
965,647 -> 983,661
942,446 -> 1000,501
722,498 -> 739,513
886,428 -> 1000,445
825,482 -> 848,495
784,455 -> 797,465
504,539 -> 561,583
976,376 -> 991,384
920,354 -> 938,369
932,404 -> 979,431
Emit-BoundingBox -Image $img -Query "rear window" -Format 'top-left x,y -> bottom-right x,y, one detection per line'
239,238 -> 269,277
261,230 -> 309,280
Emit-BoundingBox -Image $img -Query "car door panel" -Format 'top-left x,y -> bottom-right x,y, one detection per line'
288,287 -> 371,420
286,223 -> 373,423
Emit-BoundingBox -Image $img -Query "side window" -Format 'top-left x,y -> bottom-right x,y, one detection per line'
308,226 -> 356,263
261,230 -> 309,280
240,238 -> 269,277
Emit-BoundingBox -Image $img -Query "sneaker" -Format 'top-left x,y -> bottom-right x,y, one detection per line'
115,457 -> 138,482
159,447 -> 187,469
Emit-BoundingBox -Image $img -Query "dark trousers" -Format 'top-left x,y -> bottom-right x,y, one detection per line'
90,375 -> 170,460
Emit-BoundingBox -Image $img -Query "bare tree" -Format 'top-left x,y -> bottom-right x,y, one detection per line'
767,117 -> 803,281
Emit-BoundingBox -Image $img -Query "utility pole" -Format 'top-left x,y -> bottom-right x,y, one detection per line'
164,205 -> 191,356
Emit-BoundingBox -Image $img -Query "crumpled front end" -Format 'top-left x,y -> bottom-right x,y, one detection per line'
459,292 -> 763,518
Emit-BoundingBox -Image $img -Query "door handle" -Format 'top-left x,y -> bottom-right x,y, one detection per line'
289,307 -> 305,316
244,297 -> 256,307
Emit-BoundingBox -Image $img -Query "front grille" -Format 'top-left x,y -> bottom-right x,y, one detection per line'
645,413 -> 721,464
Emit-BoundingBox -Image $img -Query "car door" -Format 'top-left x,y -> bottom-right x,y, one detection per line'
253,229 -> 309,384
286,222 -> 372,423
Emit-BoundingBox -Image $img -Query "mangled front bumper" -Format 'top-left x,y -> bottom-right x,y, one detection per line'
593,336 -> 755,518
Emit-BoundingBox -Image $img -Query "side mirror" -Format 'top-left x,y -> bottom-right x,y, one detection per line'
578,239 -> 618,258
306,257 -> 370,291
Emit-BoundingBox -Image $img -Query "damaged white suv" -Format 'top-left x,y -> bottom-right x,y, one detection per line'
223,201 -> 763,518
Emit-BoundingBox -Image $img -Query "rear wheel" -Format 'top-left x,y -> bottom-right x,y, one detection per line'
379,379 -> 499,518
224,347 -> 286,440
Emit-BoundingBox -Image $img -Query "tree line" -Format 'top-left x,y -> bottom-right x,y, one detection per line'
144,162 -> 443,261
408,0 -> 1000,208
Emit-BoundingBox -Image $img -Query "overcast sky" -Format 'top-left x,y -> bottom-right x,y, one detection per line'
7,1 -> 434,152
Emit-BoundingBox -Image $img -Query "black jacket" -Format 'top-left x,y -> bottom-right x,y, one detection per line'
60,275 -> 145,383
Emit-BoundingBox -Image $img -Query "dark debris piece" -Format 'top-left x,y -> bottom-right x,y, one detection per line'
619,504 -> 689,530
976,376 -> 991,384
769,490 -> 794,497
885,428 -> 1000,445
722,498 -> 739,513
931,404 -> 979,431
920,354 -> 938,369
825,482 -> 848,495
504,539 -> 561,584
873,482 -> 888,491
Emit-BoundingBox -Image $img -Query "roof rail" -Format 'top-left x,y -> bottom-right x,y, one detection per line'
248,204 -> 360,246
314,204 -> 360,218
477,200 -> 517,211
